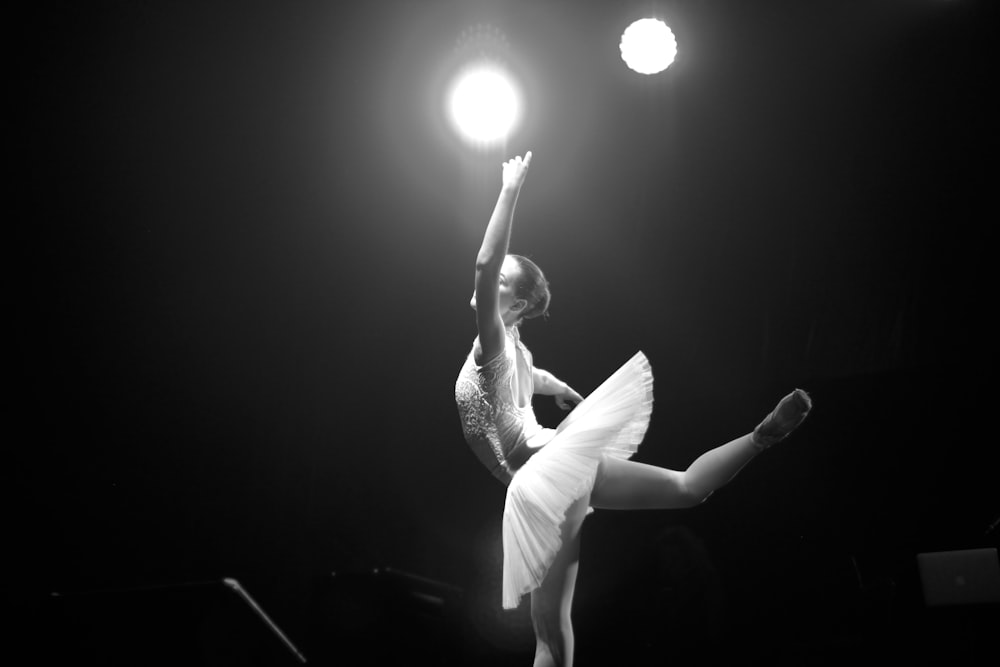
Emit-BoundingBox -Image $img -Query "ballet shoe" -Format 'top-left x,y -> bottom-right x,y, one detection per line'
751,388 -> 813,450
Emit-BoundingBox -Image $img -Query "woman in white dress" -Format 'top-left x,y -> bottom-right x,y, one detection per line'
455,151 -> 812,667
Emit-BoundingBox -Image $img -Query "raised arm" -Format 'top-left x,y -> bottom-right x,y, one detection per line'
474,151 -> 533,363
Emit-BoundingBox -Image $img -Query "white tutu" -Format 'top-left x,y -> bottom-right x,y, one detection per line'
501,351 -> 654,608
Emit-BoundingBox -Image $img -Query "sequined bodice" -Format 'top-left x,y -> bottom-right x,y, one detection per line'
455,326 -> 542,485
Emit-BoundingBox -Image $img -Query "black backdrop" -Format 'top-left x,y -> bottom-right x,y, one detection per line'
15,1 -> 995,664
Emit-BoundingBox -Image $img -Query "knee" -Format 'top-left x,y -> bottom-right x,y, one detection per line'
531,597 -> 569,634
530,596 -> 572,647
661,468 -> 711,508
679,478 -> 713,507
532,627 -> 570,667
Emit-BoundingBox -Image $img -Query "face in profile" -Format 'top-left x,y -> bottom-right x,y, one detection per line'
470,255 -> 525,317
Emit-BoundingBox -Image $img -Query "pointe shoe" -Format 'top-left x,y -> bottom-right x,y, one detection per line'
751,389 -> 813,450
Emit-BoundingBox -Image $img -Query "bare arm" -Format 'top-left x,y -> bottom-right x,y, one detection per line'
474,152 -> 533,363
533,367 -> 584,410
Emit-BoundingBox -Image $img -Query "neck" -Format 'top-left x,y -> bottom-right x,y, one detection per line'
501,311 -> 521,328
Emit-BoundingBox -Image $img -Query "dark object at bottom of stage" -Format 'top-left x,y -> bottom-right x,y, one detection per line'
306,566 -> 475,666
39,578 -> 306,666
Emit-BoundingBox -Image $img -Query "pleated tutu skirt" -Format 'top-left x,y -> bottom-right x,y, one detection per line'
501,350 -> 654,609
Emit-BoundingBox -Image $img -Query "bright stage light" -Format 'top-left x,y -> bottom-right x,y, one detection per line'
620,18 -> 677,75
446,61 -> 522,148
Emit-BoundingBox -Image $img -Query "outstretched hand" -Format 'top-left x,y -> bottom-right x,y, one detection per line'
501,151 -> 533,191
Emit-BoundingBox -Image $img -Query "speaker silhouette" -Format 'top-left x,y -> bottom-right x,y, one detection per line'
41,578 -> 306,666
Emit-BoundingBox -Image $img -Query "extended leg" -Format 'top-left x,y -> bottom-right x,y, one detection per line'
591,389 -> 812,510
590,433 -> 757,509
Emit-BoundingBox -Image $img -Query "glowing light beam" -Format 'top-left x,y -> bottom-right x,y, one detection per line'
446,61 -> 522,148
620,18 -> 677,75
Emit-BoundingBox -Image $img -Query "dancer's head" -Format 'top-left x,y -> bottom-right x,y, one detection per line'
469,254 -> 551,326
508,254 -> 550,324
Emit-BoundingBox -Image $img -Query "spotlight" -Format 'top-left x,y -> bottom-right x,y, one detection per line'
446,60 -> 522,148
620,18 -> 677,75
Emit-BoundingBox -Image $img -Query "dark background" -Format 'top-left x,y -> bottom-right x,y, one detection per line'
16,0 -> 996,664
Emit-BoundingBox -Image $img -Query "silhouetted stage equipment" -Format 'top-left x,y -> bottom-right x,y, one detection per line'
911,548 -> 999,663
41,578 -> 306,666
307,567 -> 470,666
917,547 -> 1000,607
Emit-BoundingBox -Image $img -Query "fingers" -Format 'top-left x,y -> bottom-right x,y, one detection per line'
504,151 -> 533,168
555,391 -> 582,410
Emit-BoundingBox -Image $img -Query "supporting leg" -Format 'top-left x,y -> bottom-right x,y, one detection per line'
529,494 -> 589,667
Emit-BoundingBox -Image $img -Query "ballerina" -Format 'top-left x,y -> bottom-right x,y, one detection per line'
455,151 -> 812,667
